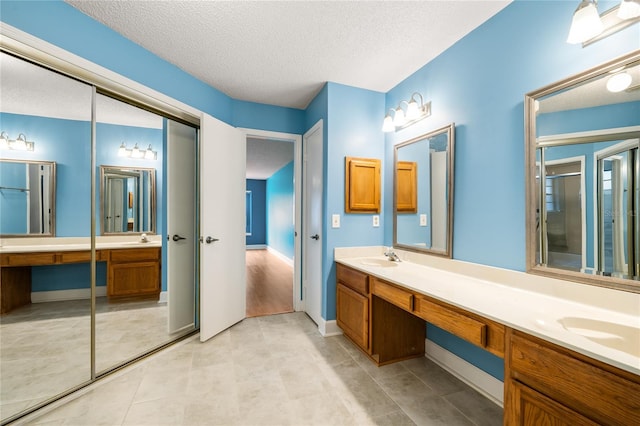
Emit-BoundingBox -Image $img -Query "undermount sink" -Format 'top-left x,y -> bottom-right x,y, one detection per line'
359,258 -> 399,267
558,317 -> 640,357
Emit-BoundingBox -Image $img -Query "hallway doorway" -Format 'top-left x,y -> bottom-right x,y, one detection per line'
242,129 -> 302,317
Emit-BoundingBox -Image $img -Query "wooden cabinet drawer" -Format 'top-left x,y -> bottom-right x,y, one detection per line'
110,247 -> 160,262
336,263 -> 369,295
371,278 -> 414,312
415,296 -> 486,348
336,283 -> 369,351
510,331 -> 640,426
1,252 -> 56,266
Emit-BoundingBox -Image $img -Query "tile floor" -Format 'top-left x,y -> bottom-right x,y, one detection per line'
1,298 -> 184,421
18,312 -> 502,426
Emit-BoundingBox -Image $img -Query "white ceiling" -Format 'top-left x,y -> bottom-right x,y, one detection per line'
66,0 -> 512,109
246,137 -> 294,180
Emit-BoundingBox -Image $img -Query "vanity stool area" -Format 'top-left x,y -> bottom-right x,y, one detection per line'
335,250 -> 640,426
0,244 -> 161,314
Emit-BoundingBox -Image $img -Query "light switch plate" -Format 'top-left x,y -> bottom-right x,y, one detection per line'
372,215 -> 380,227
420,214 -> 427,226
332,214 -> 340,228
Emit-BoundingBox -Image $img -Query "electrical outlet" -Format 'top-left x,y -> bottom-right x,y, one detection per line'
372,215 -> 380,227
420,214 -> 427,226
332,214 -> 340,228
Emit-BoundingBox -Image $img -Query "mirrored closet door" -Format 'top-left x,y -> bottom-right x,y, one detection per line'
0,52 -> 198,424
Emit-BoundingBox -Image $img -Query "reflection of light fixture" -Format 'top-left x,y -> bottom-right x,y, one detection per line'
144,144 -> 157,160
568,0 -> 640,46
618,0 -> 640,19
606,71 -> 633,92
382,92 -> 432,133
0,132 -> 35,151
567,0 -> 604,44
117,142 -> 157,160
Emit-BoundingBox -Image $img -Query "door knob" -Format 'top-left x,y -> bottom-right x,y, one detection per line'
310,234 -> 319,240
172,234 -> 186,242
205,236 -> 219,244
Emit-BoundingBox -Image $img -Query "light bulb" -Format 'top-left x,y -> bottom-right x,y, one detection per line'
606,72 -> 632,92
144,144 -> 156,160
12,134 -> 27,151
567,0 -> 604,44
393,107 -> 406,127
0,132 -> 9,150
406,100 -> 420,120
118,142 -> 128,157
382,115 -> 394,132
131,143 -> 143,158
618,0 -> 640,19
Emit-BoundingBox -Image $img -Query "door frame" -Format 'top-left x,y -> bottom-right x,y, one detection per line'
239,128 -> 303,312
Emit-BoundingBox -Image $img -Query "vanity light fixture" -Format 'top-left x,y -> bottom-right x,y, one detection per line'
568,0 -> 640,45
0,132 -> 35,151
117,142 -> 157,160
382,92 -> 431,132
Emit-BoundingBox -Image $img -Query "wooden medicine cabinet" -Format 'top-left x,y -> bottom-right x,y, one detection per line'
345,156 -> 381,213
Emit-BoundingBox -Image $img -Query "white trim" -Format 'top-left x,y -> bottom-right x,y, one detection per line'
266,246 -> 294,267
158,291 -> 168,303
425,340 -> 504,407
239,128 -> 303,312
537,126 -> 640,145
247,244 -> 267,250
318,319 -> 342,337
31,287 -> 107,303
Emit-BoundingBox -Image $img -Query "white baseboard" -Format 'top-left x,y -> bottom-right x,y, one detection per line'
425,339 -> 504,407
266,246 -> 294,267
247,244 -> 267,250
158,291 -> 167,303
319,319 -> 342,337
31,287 -> 107,303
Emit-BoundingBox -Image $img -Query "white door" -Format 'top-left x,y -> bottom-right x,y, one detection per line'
302,120 -> 323,326
107,178 -> 124,233
200,113 -> 246,342
167,120 -> 197,334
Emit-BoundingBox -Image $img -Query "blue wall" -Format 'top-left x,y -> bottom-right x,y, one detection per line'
0,161 -> 28,234
246,179 -> 266,246
537,101 -> 640,136
266,161 -> 295,259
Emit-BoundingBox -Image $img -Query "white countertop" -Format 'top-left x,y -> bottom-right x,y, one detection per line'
0,236 -> 162,253
335,246 -> 640,376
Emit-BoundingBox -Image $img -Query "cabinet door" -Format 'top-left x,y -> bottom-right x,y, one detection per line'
337,283 -> 369,350
509,381 -> 598,426
108,261 -> 160,298
396,161 -> 417,213
345,157 -> 381,213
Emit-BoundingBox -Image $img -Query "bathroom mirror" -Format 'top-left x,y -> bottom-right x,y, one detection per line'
394,123 -> 455,257
0,159 -> 56,237
99,165 -> 156,234
525,50 -> 640,293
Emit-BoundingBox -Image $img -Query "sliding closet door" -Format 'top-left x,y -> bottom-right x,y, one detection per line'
0,52 -> 93,423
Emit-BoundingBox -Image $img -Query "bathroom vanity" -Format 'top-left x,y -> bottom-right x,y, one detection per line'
0,239 -> 161,313
335,248 -> 639,425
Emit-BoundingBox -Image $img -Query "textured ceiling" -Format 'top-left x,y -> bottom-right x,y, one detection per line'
66,0 -> 512,109
246,137 -> 294,180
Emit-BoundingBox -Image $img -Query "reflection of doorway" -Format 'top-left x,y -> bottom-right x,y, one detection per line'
105,177 -> 125,233
244,129 -> 301,317
596,140 -> 639,278
543,157 -> 585,271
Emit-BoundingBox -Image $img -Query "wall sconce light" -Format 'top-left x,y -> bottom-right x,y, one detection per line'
117,142 -> 157,160
567,0 -> 640,46
382,92 -> 431,132
0,132 -> 35,151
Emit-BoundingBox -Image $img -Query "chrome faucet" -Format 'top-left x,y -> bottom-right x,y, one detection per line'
384,248 -> 401,262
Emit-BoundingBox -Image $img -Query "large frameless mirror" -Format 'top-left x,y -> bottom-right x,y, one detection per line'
393,123 -> 455,257
100,165 -> 156,235
526,50 -> 640,293
0,159 -> 56,237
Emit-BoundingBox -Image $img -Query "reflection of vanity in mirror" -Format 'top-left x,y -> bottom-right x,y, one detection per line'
0,159 -> 56,236
394,123 -> 455,257
100,165 -> 156,234
526,51 -> 639,292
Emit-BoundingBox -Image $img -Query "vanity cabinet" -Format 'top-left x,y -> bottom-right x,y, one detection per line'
336,264 -> 370,352
504,329 -> 640,426
107,247 -> 161,300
